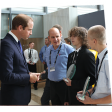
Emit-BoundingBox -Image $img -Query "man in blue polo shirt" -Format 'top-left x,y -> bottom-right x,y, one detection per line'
39,37 -> 50,70
44,27 -> 75,105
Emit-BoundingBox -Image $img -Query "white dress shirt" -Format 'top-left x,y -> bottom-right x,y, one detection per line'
75,47 -> 81,52
8,31 -> 18,42
24,48 -> 39,64
91,47 -> 112,105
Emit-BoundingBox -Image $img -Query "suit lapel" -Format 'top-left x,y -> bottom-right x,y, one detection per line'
76,46 -> 86,67
8,33 -> 29,72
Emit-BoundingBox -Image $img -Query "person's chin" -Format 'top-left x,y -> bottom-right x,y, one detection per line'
25,37 -> 29,40
72,43 -> 76,46
54,42 -> 58,45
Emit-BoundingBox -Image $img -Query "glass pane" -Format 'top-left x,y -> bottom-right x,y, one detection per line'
11,14 -> 43,38
30,15 -> 43,38
1,8 -> 9,12
77,7 -> 98,15
1,14 -> 10,39
48,6 -> 71,13
48,7 -> 58,13
11,7 -> 44,12
77,5 -> 97,9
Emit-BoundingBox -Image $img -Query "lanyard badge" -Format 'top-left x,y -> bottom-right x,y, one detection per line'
49,43 -> 62,72
50,66 -> 55,72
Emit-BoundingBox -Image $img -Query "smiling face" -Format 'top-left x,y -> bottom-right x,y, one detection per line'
48,28 -> 62,49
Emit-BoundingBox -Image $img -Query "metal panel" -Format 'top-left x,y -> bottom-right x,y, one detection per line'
78,10 -> 105,29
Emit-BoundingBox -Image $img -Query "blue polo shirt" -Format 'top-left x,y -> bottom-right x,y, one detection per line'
39,45 -> 50,62
44,42 -> 75,81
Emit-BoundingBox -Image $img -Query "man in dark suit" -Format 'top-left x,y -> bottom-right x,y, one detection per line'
0,14 -> 40,105
64,26 -> 95,105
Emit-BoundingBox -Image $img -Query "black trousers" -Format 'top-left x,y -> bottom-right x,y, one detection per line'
0,90 -> 1,105
50,80 -> 67,105
28,63 -> 38,88
44,63 -> 47,70
41,79 -> 50,105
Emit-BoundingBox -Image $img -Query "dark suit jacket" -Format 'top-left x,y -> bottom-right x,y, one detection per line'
65,46 -> 95,105
0,33 -> 31,105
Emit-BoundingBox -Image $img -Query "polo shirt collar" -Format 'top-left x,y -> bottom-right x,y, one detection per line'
51,41 -> 62,51
98,47 -> 107,60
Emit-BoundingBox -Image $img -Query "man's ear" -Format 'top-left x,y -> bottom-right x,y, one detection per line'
48,36 -> 50,41
93,39 -> 97,44
59,30 -> 62,37
18,25 -> 23,31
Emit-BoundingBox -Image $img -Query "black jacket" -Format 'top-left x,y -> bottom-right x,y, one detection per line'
65,46 -> 96,105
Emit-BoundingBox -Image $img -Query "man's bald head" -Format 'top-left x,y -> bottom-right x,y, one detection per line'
48,27 -> 62,49
88,25 -> 106,45
48,27 -> 60,36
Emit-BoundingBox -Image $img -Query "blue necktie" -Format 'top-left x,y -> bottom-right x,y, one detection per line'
18,41 -> 23,53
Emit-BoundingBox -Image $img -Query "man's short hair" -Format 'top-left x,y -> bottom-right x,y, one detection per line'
45,37 -> 48,39
29,42 -> 34,44
88,25 -> 106,45
48,24 -> 62,36
52,24 -> 63,32
12,14 -> 33,30
64,38 -> 71,45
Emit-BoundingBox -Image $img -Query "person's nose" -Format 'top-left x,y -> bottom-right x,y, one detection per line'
30,30 -> 32,35
54,37 -> 57,41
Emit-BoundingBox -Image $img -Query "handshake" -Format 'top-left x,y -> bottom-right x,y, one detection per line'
29,72 -> 41,83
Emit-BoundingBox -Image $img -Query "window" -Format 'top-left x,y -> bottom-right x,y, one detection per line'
11,7 -> 44,12
48,6 -> 71,13
77,7 -> 98,15
11,14 -> 43,38
1,14 -> 10,39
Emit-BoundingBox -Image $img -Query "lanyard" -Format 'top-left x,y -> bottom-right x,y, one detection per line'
49,42 -> 62,66
96,50 -> 108,84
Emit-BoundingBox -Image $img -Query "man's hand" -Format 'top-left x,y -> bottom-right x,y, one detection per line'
43,61 -> 45,64
77,91 -> 90,97
64,78 -> 72,86
29,61 -> 31,64
76,95 -> 94,104
64,102 -> 69,105
41,70 -> 46,74
29,73 -> 40,83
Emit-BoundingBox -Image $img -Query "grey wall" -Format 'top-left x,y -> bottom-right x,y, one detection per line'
30,15 -> 43,38
1,14 -> 9,39
43,7 -> 78,39
78,10 -> 105,29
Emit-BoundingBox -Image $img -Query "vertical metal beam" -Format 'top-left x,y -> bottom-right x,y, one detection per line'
97,5 -> 102,11
44,7 -> 48,14
9,8 -> 12,30
72,6 -> 77,8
